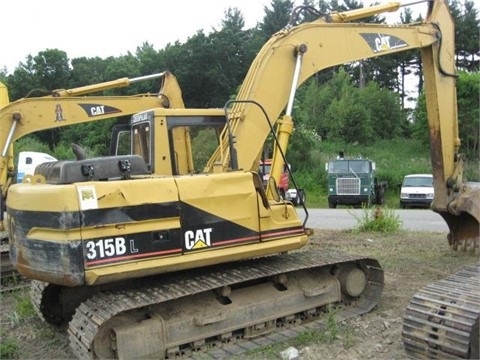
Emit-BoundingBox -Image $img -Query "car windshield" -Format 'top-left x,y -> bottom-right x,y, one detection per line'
403,176 -> 433,187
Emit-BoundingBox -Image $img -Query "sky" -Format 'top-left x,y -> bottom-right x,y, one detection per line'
0,0 -> 430,73
1,0 -> 273,74
1,0 -> 428,75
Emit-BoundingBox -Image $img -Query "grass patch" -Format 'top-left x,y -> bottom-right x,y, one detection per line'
351,206 -> 401,233
0,333 -> 19,359
2,288 -> 36,325
14,291 -> 35,321
13,294 -> 36,320
293,305 -> 339,347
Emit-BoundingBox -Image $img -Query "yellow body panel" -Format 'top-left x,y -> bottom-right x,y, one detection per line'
175,172 -> 261,231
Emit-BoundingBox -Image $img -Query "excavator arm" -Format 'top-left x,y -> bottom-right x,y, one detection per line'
207,3 -> 442,172
206,0 -> 478,251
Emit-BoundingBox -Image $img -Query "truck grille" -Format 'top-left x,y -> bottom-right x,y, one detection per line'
407,193 -> 427,199
336,178 -> 360,195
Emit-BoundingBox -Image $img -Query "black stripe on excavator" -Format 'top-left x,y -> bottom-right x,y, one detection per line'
8,202 -> 305,282
85,202 -> 262,266
7,208 -> 84,286
10,236 -> 85,287
81,202 -> 180,226
84,229 -> 183,267
7,203 -> 180,230
179,202 -> 260,250
84,202 -> 304,266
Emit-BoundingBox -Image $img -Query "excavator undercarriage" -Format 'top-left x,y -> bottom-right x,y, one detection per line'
31,248 -> 383,359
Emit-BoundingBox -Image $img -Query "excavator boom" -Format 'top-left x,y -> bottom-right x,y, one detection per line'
206,0 -> 478,251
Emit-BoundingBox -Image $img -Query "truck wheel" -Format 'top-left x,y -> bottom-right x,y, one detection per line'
328,202 -> 336,209
376,189 -> 385,205
298,190 -> 306,206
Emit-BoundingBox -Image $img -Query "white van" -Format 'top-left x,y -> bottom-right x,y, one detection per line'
400,174 -> 434,209
17,151 -> 57,183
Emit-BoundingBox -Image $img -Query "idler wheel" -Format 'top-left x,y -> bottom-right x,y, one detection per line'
337,265 -> 367,297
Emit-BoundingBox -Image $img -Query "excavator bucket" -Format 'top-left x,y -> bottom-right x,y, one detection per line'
440,182 -> 480,252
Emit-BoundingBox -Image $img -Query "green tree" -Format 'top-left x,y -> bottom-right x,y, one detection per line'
135,42 -> 163,77
297,68 -> 374,143
297,67 -> 406,144
358,81 -> 407,139
259,0 -> 294,40
325,95 -> 373,144
104,54 -> 142,91
161,30 -> 217,107
0,68 -> 7,83
284,123 -> 318,171
412,71 -> 479,154
411,92 -> 428,145
456,71 -> 479,152
5,59 -> 39,101
455,0 -> 479,71
32,49 -> 71,91
59,120 -> 117,157
70,56 -> 110,88
208,7 -> 257,104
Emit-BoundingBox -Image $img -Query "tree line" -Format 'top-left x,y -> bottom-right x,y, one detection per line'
0,0 -> 478,164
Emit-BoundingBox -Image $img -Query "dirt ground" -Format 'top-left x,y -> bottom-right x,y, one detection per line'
294,230 -> 478,360
1,229 -> 478,359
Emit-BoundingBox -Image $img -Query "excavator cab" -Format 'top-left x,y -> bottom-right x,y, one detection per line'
111,108 -> 228,176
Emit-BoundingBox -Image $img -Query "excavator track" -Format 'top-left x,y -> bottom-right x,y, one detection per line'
67,248 -> 383,359
0,240 -> 13,278
0,232 -> 27,292
0,231 -> 11,276
402,263 -> 480,359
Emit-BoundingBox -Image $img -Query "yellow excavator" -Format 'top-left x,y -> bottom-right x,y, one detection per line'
0,71 -> 184,230
4,0 -> 479,358
0,71 -> 185,282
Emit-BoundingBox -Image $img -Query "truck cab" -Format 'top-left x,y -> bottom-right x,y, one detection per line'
16,151 -> 57,183
259,159 -> 306,206
259,159 -> 289,198
326,158 -> 386,208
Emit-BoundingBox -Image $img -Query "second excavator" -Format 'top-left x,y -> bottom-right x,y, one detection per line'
0,71 -> 185,284
4,0 -> 479,358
